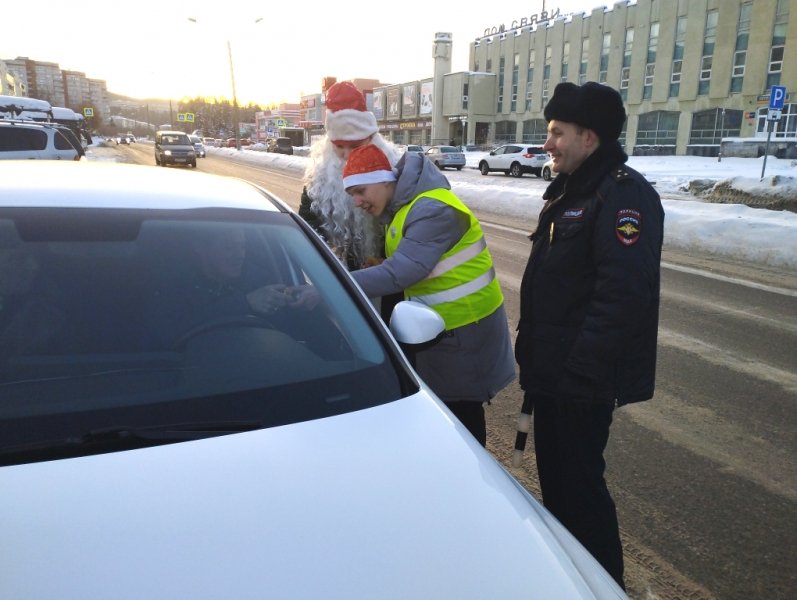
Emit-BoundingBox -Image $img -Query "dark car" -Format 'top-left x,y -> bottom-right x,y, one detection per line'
266,137 -> 294,155
155,130 -> 197,168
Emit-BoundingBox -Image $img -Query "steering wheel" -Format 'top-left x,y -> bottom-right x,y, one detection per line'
171,314 -> 277,350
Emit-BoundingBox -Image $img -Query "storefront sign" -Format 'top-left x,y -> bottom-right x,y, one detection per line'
480,8 -> 561,38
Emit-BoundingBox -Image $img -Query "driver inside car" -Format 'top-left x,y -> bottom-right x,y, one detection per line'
145,226 -> 317,349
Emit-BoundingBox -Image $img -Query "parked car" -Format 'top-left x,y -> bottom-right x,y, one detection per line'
542,156 -> 558,181
424,145 -> 465,170
266,137 -> 293,155
479,144 -> 548,177
154,130 -> 196,168
188,134 -> 206,158
0,161 -> 626,600
0,120 -> 84,161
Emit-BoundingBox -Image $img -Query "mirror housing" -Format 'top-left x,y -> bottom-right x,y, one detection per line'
389,300 -> 445,345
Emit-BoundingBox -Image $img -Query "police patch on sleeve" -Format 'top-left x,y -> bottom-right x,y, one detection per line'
615,209 -> 642,246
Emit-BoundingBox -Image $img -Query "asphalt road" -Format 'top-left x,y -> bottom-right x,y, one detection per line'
114,142 -> 797,600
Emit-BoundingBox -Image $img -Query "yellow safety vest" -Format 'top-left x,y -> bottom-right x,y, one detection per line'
385,188 -> 503,330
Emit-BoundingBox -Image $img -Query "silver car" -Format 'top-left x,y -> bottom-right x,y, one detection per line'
188,134 -> 206,158
0,161 -> 626,600
425,145 -> 466,170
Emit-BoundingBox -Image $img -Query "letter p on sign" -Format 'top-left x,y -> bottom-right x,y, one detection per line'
769,86 -> 786,110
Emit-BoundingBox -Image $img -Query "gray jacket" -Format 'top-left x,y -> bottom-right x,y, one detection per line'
351,153 -> 515,402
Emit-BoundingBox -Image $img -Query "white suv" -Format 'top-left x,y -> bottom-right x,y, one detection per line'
479,144 -> 548,177
0,120 -> 83,161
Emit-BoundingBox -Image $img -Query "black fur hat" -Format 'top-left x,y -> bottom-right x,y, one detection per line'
543,81 -> 626,142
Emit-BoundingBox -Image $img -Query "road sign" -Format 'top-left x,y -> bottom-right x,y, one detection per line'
767,109 -> 782,121
769,85 -> 787,110
83,107 -> 94,117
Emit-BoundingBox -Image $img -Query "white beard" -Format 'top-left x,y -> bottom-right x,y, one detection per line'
304,135 -> 399,268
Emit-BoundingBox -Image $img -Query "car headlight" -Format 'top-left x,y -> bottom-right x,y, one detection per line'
164,150 -> 172,156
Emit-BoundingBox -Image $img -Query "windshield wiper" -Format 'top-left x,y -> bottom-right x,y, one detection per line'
0,420 -> 263,464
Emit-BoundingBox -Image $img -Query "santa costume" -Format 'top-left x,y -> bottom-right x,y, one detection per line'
299,81 -> 399,270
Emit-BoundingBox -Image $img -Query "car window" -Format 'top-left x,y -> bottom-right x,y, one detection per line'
53,130 -> 76,151
0,210 -> 409,460
0,127 -> 47,151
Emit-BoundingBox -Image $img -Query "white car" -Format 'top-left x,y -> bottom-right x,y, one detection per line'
0,161 -> 626,600
0,120 -> 84,161
542,156 -> 558,181
479,144 -> 549,178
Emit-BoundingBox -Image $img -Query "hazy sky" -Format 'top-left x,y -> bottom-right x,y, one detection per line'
2,0 -> 602,105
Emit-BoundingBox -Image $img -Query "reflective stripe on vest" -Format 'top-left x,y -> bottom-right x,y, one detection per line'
385,188 -> 503,330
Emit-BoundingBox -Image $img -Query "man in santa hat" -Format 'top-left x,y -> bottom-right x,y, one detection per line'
299,81 -> 399,271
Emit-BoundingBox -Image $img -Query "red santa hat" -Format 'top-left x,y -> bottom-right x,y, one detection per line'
325,81 -> 378,143
342,144 -> 396,189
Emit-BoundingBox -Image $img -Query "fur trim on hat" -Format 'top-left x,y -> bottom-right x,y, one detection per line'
326,108 -> 378,142
544,81 -> 626,142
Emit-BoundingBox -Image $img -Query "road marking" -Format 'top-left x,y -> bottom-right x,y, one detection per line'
658,327 -> 797,394
662,262 -> 797,298
481,220 -> 797,298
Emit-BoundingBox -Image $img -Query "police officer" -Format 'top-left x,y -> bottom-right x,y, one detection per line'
514,81 -> 664,588
343,144 -> 516,447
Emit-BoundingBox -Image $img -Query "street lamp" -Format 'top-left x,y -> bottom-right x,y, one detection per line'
189,17 -> 263,151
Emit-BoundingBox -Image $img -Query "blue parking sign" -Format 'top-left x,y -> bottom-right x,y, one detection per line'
769,86 -> 786,110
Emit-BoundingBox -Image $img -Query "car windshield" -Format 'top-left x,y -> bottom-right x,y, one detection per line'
0,209 -> 410,462
440,146 -> 458,153
162,134 -> 190,145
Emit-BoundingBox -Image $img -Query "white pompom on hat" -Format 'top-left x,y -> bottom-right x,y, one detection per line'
325,81 -> 378,143
342,144 -> 397,189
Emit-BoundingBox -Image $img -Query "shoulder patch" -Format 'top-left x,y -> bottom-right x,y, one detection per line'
612,168 -> 631,182
615,209 -> 642,246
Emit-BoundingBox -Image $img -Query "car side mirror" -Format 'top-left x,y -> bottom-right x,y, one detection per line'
389,300 -> 445,345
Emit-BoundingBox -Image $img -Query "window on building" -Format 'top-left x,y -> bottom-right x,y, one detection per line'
698,9 -> 718,95
522,119 -> 548,143
561,42 -> 570,82
731,2 -> 752,93
643,22 -> 658,100
494,120 -> 516,144
768,0 -> 790,87
690,108 -> 744,147
525,50 -> 535,111
542,78 -> 550,108
670,16 -> 687,97
543,46 -> 552,80
600,33 -> 610,83
497,56 -> 505,113
486,57 -> 492,72
579,38 -> 589,85
620,29 -> 633,99
463,83 -> 469,111
511,53 -> 519,112
637,111 -> 679,148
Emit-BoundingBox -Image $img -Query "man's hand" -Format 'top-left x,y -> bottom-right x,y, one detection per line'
286,285 -> 320,310
246,284 -> 292,314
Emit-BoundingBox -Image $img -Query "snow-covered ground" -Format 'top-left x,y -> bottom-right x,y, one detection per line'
92,141 -> 797,270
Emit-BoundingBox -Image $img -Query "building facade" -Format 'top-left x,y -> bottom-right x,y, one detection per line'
469,0 -> 796,155
374,0 -> 796,156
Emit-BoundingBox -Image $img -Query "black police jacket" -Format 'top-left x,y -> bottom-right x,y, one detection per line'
515,141 -> 664,405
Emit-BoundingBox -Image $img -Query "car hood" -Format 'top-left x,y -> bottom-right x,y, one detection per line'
0,392 -> 625,599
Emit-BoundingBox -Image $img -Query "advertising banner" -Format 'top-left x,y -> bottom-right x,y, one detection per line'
402,83 -> 417,118
420,81 -> 433,115
372,89 -> 385,120
387,88 -> 400,119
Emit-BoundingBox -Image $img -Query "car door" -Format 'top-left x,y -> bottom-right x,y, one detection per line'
497,145 -> 520,170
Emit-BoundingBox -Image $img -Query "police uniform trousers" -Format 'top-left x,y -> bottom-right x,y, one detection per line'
529,391 -> 625,588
